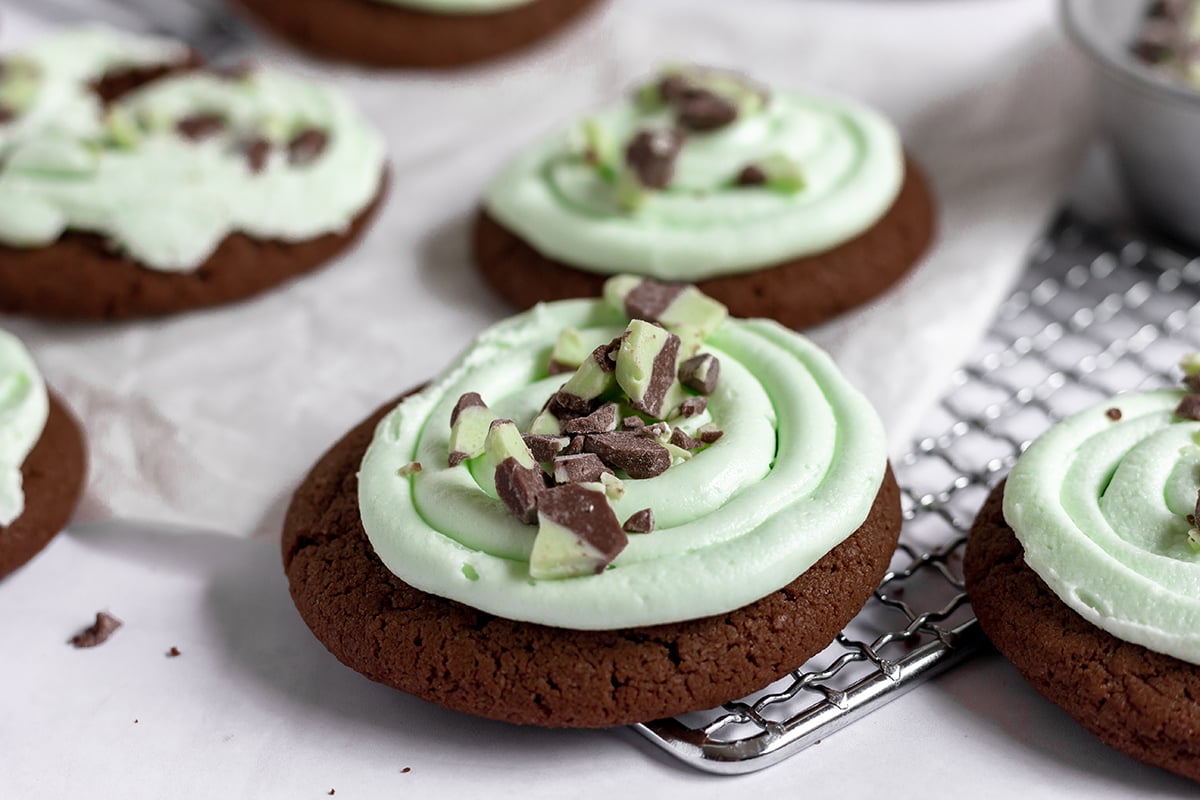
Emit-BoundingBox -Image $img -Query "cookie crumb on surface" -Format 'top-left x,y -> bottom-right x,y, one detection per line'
401,768 -> 412,774
327,791 -> 335,796
166,646 -> 181,658
69,611 -> 122,648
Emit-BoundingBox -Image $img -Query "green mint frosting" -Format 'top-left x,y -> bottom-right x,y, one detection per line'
0,330 -> 49,528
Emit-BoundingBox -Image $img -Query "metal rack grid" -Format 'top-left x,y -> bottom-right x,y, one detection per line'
633,210 -> 1200,774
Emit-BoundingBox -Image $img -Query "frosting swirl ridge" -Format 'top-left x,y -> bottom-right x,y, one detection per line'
358,298 -> 887,630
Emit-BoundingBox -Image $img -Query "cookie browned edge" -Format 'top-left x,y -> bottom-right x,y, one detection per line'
233,0 -> 601,69
0,392 -> 87,580
965,481 -> 1200,783
282,391 -> 902,728
0,173 -> 388,320
474,155 -> 936,330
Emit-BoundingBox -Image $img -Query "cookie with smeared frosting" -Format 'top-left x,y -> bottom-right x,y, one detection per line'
232,0 -> 600,69
0,330 -> 86,579
966,383 -> 1200,783
282,277 -> 901,727
0,27 -> 387,320
475,66 -> 935,330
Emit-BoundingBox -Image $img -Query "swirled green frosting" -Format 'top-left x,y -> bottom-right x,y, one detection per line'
0,26 -> 385,272
0,330 -> 49,528
358,297 -> 887,630
484,70 -> 904,280
1004,390 -> 1200,664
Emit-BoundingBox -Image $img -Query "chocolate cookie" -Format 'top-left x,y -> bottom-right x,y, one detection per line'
965,482 -> 1200,783
474,155 -> 935,330
0,394 -> 87,580
233,0 -> 601,69
282,393 -> 902,728
0,184 -> 386,320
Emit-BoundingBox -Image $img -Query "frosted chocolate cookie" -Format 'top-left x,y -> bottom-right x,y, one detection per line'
0,27 -> 387,320
283,277 -> 901,727
966,363 -> 1200,783
0,330 -> 86,579
233,0 -> 601,69
475,66 -> 935,329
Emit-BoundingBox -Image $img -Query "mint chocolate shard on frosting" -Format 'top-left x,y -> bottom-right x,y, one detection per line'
553,453 -> 613,485
523,433 -> 570,463
616,320 -> 683,419
548,326 -> 589,375
678,354 -> 720,395
677,88 -> 739,132
583,431 -> 671,479
1177,394 -> 1200,421
623,508 -> 655,534
562,402 -> 619,435
625,128 -> 686,191
176,112 -> 226,140
448,392 -> 496,467
495,456 -> 549,524
637,421 -> 671,443
670,427 -> 702,451
674,396 -> 709,418
287,127 -> 328,166
697,422 -> 724,444
605,275 -> 729,343
529,484 -> 628,580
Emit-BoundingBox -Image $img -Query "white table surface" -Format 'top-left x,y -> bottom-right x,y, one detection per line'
3,1 -> 1196,797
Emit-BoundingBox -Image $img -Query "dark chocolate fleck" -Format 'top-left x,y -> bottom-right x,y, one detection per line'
678,354 -> 720,394
69,611 -> 122,648
677,88 -> 739,132
288,128 -> 328,166
621,416 -> 646,430
241,137 -> 271,174
584,432 -> 672,479
698,426 -> 724,444
448,451 -> 468,468
402,768 -> 412,774
1176,394 -> 1200,420
537,484 -> 627,572
495,457 -> 548,524
562,402 -> 619,435
450,392 -> 486,426
167,646 -> 181,658
547,391 -> 592,420
670,427 -> 702,451
736,164 -> 767,186
176,113 -> 226,140
553,453 -> 614,484
1105,407 -> 1122,421
675,396 -> 708,418
623,508 -> 655,534
523,434 -> 570,463
637,421 -> 671,441
624,278 -> 684,322
625,128 -> 686,190
565,436 -> 586,455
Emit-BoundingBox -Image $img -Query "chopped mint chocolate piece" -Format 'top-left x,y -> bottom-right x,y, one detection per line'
1105,407 -> 1122,421
482,418 -> 536,469
607,276 -> 729,341
622,278 -> 684,321
523,433 -> 570,463
396,461 -> 422,477
757,153 -> 806,194
637,421 -> 672,442
288,128 -> 328,166
69,611 -> 122,648
528,408 -> 563,435
616,320 -> 683,419
448,393 -> 496,467
241,137 -> 271,173
670,427 -> 702,451
678,353 -> 720,395
553,453 -> 613,484
176,113 -> 226,140
697,422 -> 724,444
736,164 -> 767,186
623,508 -> 655,534
557,344 -> 618,411
674,396 -> 709,418
548,327 -> 589,375
529,484 -> 627,580
562,402 -> 619,435
565,436 -> 586,455
1177,394 -> 1200,421
495,456 -> 549,524
622,416 -> 646,430
584,431 -> 671,479
677,88 -> 739,132
625,128 -> 686,191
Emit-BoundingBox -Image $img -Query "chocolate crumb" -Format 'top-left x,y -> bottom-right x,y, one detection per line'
636,421 -> 671,442
670,427 -> 702,451
698,424 -> 724,444
621,416 -> 646,430
176,113 -> 226,140
736,164 -> 767,186
547,391 -> 592,420
562,402 -> 619,435
328,791 -> 335,796
241,137 -> 271,174
166,646 -> 181,658
553,453 -> 613,484
402,768 -> 411,774
584,432 -> 672,479
623,508 -> 655,534
69,611 -> 122,648
287,128 -> 328,166
565,436 -> 586,456
1105,407 -> 1122,421
1176,394 -> 1200,420
625,128 -> 686,190
523,434 -> 570,463
675,396 -> 708,418
678,354 -> 720,395
677,88 -> 739,132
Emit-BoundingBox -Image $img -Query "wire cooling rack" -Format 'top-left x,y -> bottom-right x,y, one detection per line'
633,210 -> 1200,773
